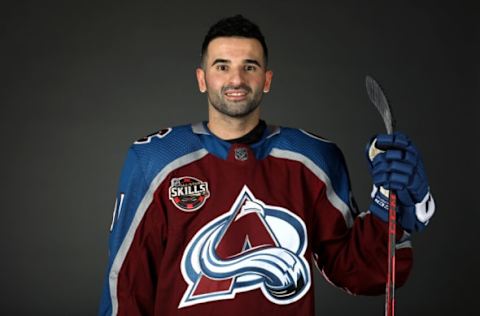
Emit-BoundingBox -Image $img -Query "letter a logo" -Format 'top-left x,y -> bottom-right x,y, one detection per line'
179,186 -> 311,308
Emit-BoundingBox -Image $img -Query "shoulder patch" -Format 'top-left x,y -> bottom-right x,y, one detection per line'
134,128 -> 172,144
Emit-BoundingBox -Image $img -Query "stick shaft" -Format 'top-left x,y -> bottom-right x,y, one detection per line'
385,192 -> 397,316
365,75 -> 397,315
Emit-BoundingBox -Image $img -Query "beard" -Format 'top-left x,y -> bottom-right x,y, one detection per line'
207,83 -> 264,118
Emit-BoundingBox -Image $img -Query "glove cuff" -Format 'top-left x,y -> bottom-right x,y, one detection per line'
415,190 -> 435,224
369,185 -> 435,232
369,185 -> 390,222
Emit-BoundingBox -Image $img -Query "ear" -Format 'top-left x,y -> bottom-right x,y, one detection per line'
196,68 -> 207,93
263,70 -> 273,93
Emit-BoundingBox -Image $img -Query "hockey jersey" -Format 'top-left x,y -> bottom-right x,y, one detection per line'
99,122 -> 413,316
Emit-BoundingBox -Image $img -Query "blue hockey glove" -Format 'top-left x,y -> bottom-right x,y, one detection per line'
366,132 -> 435,232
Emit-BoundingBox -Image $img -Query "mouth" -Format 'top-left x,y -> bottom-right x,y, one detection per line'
224,89 -> 249,101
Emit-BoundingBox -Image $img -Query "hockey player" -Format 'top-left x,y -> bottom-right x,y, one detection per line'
99,15 -> 435,316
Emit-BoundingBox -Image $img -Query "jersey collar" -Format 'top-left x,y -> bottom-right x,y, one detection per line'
191,121 -> 280,160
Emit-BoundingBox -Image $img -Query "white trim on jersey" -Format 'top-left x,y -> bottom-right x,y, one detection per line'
108,149 -> 209,316
396,230 -> 412,249
110,193 -> 125,232
299,129 -> 332,143
269,148 -> 354,228
191,122 -> 210,135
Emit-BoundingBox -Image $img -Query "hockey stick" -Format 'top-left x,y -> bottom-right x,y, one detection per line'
365,75 -> 397,316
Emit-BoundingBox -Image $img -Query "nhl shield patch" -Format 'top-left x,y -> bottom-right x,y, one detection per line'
234,147 -> 248,161
169,176 -> 210,212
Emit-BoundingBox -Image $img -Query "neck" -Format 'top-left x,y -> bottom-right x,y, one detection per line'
207,106 -> 260,140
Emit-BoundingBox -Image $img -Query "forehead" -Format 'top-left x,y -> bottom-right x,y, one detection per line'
205,37 -> 265,63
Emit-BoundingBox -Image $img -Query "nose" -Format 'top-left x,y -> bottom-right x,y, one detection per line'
228,67 -> 245,87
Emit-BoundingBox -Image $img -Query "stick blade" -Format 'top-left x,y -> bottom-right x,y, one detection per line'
365,75 -> 395,134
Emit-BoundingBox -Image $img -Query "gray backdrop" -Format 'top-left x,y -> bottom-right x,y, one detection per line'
1,0 -> 478,315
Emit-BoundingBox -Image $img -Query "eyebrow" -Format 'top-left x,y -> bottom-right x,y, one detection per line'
211,59 -> 230,66
245,59 -> 262,67
210,58 -> 263,68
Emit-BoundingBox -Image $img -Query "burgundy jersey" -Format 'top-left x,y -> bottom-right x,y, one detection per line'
99,122 -> 413,316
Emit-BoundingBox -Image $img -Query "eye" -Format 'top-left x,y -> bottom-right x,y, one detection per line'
216,64 -> 228,71
245,65 -> 257,72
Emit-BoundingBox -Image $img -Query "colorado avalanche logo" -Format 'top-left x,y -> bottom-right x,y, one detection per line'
179,185 -> 311,308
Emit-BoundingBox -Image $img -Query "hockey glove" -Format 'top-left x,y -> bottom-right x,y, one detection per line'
366,132 -> 435,232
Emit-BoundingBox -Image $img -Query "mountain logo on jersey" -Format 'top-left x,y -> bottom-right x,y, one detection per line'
134,127 -> 172,144
178,185 -> 311,308
169,176 -> 210,212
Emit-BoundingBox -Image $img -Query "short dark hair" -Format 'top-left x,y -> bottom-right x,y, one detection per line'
201,15 -> 268,66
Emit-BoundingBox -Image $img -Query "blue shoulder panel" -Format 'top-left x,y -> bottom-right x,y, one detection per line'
263,128 -> 352,208
113,125 -> 204,257
99,124 -> 205,315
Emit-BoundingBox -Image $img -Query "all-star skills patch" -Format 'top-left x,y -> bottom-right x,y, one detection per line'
169,176 -> 210,212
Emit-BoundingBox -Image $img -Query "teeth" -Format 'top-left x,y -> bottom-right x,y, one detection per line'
226,91 -> 246,96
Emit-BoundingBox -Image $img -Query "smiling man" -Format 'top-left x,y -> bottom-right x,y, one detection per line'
197,32 -> 272,140
99,15 -> 435,316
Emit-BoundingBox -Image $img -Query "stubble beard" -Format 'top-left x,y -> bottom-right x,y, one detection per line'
207,84 -> 264,118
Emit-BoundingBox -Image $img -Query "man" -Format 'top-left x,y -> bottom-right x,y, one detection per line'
99,15 -> 435,316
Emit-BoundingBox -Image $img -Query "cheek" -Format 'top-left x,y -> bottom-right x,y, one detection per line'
249,75 -> 267,89
205,73 -> 224,90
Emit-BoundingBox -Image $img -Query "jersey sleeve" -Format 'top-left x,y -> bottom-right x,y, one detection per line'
99,146 -> 166,315
310,143 -> 412,295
